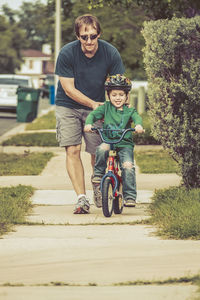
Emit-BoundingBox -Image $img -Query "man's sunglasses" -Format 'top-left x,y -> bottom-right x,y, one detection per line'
80,34 -> 98,41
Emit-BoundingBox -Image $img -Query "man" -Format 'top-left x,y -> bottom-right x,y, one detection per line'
55,14 -> 125,214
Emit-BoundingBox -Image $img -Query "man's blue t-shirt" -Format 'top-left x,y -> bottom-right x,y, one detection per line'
55,39 -> 125,110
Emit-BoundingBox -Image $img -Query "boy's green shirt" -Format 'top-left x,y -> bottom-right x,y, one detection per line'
85,101 -> 142,148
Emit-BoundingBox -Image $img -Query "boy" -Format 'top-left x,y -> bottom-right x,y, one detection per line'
84,74 -> 144,208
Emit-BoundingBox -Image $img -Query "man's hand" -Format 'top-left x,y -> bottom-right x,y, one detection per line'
91,101 -> 104,110
84,124 -> 93,132
135,124 -> 145,133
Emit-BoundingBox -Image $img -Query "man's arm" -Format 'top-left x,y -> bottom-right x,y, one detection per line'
59,77 -> 102,110
84,104 -> 105,132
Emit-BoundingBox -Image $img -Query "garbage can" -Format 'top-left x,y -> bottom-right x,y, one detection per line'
49,85 -> 55,105
17,87 -> 41,122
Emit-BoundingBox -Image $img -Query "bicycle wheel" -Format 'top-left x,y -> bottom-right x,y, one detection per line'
113,181 -> 123,214
102,177 -> 114,217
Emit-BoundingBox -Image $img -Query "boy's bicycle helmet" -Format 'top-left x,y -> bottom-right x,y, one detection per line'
105,74 -> 132,92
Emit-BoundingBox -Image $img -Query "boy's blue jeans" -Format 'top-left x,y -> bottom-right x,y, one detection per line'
94,143 -> 137,200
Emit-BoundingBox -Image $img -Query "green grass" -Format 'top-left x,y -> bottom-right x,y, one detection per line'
0,185 -> 34,236
135,150 -> 178,173
149,186 -> 200,239
2,132 -> 58,147
0,152 -> 54,175
25,110 -> 56,130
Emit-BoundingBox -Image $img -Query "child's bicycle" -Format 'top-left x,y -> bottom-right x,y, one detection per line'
92,127 -> 135,217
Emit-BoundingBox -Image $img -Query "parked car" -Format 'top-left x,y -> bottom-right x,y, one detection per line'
0,74 -> 34,112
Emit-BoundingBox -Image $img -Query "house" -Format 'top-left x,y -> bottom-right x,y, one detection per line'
16,44 -> 54,88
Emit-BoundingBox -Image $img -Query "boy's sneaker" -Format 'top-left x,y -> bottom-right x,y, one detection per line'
124,199 -> 136,207
91,175 -> 102,208
73,196 -> 90,214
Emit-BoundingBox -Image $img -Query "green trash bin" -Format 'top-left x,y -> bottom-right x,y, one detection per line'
17,87 -> 41,122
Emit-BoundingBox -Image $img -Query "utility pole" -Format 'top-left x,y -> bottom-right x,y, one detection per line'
54,0 -> 61,91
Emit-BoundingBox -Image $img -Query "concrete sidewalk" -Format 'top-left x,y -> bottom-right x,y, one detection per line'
0,125 -> 199,300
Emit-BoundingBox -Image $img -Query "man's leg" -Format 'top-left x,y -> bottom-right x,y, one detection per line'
65,144 -> 90,214
56,106 -> 90,214
65,144 -> 85,195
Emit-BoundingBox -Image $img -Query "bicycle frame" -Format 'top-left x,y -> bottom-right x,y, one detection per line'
100,150 -> 120,198
92,128 -> 135,197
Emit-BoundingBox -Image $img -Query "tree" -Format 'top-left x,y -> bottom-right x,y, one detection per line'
16,1 -> 54,50
0,14 -> 26,73
88,0 -> 200,19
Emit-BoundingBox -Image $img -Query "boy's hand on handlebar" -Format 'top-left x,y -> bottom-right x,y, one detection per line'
135,124 -> 145,133
84,124 -> 93,132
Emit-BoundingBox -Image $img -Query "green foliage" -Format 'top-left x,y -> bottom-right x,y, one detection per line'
135,150 -> 178,173
0,152 -> 54,175
137,0 -> 200,19
142,16 -> 200,188
88,0 -> 200,19
25,110 -> 56,130
2,132 -> 58,147
149,187 -> 200,239
0,185 -> 34,236
16,1 -> 54,50
0,14 -> 26,73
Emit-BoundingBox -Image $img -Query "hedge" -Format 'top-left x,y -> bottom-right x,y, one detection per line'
142,16 -> 200,188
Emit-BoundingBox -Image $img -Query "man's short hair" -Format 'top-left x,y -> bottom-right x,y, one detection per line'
74,14 -> 101,37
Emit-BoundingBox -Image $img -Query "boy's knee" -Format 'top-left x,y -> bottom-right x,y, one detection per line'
122,161 -> 134,169
99,143 -> 110,151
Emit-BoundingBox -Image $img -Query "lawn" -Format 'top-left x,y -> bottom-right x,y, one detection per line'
135,150 -> 178,173
1,132 -> 58,147
25,110 -> 56,130
0,185 -> 34,236
149,186 -> 200,239
0,152 -> 54,175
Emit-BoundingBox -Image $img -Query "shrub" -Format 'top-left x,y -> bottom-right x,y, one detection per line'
142,16 -> 200,188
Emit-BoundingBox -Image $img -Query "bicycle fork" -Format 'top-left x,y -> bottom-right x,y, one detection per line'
100,151 -> 118,198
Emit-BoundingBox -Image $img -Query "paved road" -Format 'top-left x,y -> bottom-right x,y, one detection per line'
0,112 -> 18,136
0,97 -> 52,137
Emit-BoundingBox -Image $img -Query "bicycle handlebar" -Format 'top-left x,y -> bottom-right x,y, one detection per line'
91,127 -> 135,145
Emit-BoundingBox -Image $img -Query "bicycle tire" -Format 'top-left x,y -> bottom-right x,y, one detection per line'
102,177 -> 114,217
113,181 -> 123,214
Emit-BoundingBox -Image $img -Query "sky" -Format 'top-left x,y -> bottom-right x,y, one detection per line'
0,0 -> 47,11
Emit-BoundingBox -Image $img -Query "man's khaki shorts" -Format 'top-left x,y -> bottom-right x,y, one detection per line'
56,105 -> 102,154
